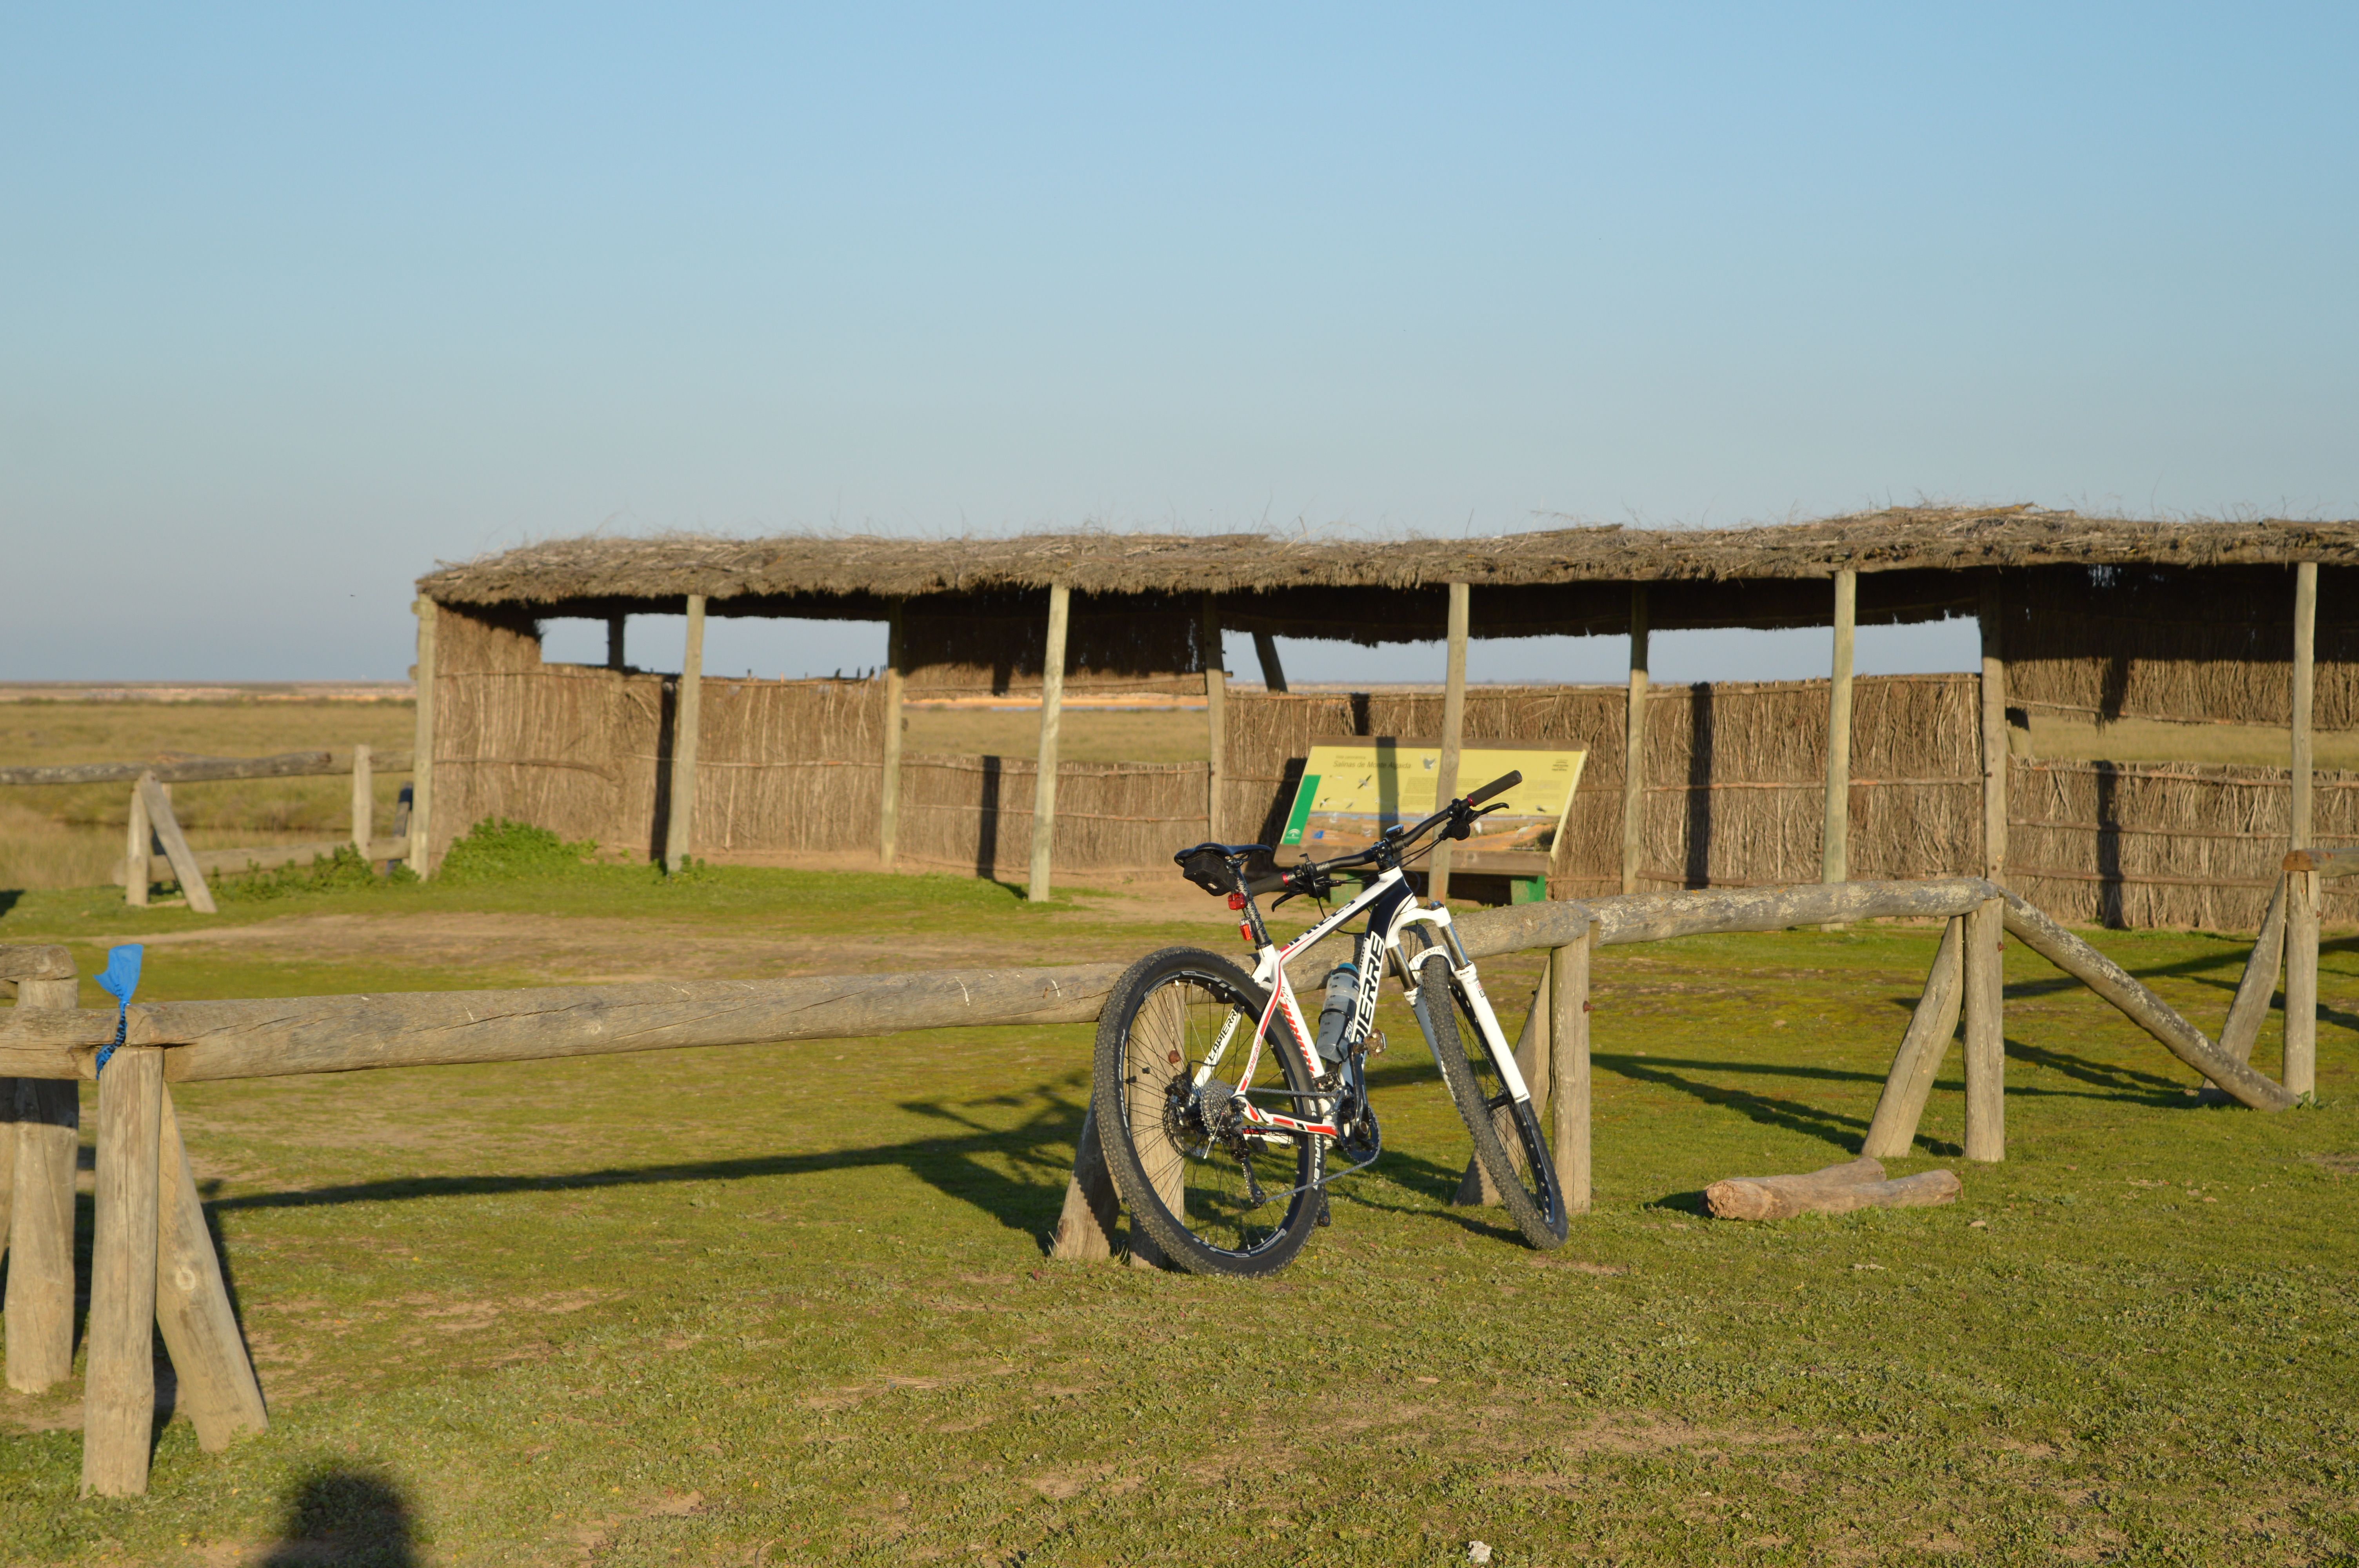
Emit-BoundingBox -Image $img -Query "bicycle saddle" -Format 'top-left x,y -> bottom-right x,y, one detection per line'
1174,842 -> 1280,897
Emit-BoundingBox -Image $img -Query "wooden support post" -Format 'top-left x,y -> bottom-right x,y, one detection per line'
411,597 -> 437,877
124,781 -> 150,908
1047,1103 -> 1121,1261
1454,967 -> 1551,1205
606,613 -> 627,670
1979,578 -> 2007,886
1028,584 -> 1070,903
1123,982 -> 1185,1269
1251,630 -> 1288,693
879,602 -> 905,869
1622,586 -> 1649,896
2220,875 -> 2288,1065
6,978 -> 79,1394
350,743 -> 373,857
2294,561 -> 2316,855
137,772 -> 215,915
1859,918 -> 1965,1159
2286,867 -> 2318,1098
1552,931 -> 1592,1214
154,1089 -> 267,1451
1962,895 -> 2004,1162
1202,597 -> 1226,842
2285,561 -> 2320,1101
1822,568 -> 1856,887
84,1045 -> 163,1497
1428,581 -> 1470,903
664,593 -> 706,875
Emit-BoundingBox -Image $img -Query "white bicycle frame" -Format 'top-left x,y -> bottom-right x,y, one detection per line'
1193,864 -> 1535,1143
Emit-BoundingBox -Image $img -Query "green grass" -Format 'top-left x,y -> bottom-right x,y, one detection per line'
0,864 -> 2353,1565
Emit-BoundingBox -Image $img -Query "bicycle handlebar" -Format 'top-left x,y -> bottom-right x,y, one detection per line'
1466,769 -> 1521,807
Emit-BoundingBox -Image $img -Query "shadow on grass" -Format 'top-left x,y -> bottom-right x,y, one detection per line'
258,1469 -> 417,1568
1598,1054 -> 1866,1154
209,1089 -> 1092,1244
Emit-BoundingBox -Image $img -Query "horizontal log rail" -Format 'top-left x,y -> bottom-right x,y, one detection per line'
0,877 -> 2285,1111
0,750 -> 411,787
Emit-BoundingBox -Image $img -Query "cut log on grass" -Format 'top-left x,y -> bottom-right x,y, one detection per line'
1705,1156 -> 1963,1221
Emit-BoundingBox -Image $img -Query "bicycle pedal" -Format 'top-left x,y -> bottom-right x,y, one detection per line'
1315,1193 -> 1332,1227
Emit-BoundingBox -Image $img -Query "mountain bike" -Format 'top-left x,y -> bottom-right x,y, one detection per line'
1091,771 -> 1568,1277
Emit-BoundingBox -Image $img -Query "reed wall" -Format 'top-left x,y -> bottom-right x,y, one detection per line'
430,604 -> 2352,928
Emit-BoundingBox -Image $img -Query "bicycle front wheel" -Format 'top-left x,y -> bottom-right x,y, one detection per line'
1091,947 -> 1324,1277
1410,948 -> 1569,1250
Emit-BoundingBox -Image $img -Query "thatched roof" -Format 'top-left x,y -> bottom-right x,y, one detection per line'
418,506 -> 2359,612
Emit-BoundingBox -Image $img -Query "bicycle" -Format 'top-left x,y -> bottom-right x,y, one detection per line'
1090,771 -> 1568,1277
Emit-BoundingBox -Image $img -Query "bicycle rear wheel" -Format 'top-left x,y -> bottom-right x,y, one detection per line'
1091,947 -> 1324,1277
1409,948 -> 1568,1250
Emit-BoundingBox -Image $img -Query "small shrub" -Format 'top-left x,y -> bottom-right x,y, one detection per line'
435,818 -> 600,884
215,845 -> 416,903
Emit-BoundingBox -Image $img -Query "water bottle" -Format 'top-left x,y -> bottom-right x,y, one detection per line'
1314,960 -> 1359,1063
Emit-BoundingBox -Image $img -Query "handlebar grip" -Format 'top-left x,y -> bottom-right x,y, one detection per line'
1465,770 -> 1522,807
1243,871 -> 1289,896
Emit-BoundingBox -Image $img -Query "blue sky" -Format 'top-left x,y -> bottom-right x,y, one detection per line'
5,5 -> 2353,683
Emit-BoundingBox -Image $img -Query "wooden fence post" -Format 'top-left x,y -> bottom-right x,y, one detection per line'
2220,875 -> 2288,1065
1028,584 -> 1070,903
350,743 -> 372,857
1428,581 -> 1470,903
1963,895 -> 2005,1161
124,782 -> 151,908
1860,918 -> 1965,1159
138,772 -> 216,915
84,1045 -> 164,1497
154,1089 -> 267,1451
6,978 -> 79,1394
411,597 -> 437,877
879,602 -> 905,870
665,593 -> 706,875
2293,561 -> 2316,857
2286,866 -> 2319,1098
1823,568 -> 1856,887
1980,578 -> 2008,886
1047,1103 -> 1121,1261
1622,586 -> 1649,897
1552,931 -> 1592,1214
1202,596 -> 1226,842
1252,630 -> 1288,693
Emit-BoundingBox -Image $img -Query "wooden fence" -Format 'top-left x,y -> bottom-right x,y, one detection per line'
0,749 -> 414,915
0,867 -> 2318,1493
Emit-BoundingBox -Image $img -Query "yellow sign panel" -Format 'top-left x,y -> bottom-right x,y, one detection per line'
1279,740 -> 1587,862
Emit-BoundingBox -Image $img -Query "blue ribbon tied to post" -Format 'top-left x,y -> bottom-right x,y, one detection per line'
93,945 -> 142,1076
